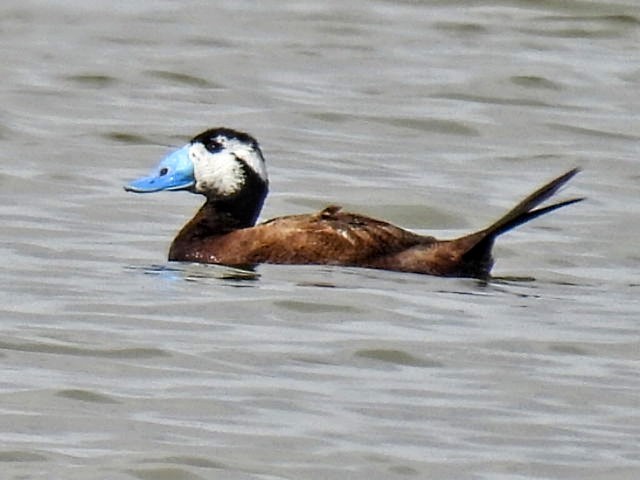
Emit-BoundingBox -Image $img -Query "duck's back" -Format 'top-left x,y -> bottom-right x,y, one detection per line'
170,205 -> 438,269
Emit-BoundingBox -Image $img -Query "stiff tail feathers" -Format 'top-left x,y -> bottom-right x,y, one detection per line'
483,168 -> 584,238
456,168 -> 583,278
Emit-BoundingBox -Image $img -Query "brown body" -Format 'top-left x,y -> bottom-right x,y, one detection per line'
168,169 -> 583,279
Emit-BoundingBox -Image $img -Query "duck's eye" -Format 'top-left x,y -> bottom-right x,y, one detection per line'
159,167 -> 169,176
206,141 -> 222,153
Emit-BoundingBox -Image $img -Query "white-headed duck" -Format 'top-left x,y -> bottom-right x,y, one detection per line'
124,127 -> 583,279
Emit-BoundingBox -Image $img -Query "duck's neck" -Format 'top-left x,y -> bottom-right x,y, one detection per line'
169,185 -> 267,261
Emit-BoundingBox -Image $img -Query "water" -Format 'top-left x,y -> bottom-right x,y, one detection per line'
1,1 -> 639,479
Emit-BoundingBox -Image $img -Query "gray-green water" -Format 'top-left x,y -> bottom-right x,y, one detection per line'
1,1 -> 639,479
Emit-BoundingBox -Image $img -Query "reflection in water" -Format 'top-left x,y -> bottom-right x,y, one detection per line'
126,263 -> 261,282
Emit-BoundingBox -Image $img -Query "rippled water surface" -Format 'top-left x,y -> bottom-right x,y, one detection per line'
1,1 -> 639,479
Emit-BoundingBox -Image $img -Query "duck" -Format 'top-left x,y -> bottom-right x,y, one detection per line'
124,127 -> 583,279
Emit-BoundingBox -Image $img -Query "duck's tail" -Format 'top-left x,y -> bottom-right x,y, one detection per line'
480,168 -> 583,238
455,168 -> 584,278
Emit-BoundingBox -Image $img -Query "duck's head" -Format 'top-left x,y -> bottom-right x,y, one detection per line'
124,127 -> 268,201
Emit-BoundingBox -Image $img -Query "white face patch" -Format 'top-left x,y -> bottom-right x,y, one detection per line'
190,143 -> 243,196
188,136 -> 268,197
218,136 -> 268,184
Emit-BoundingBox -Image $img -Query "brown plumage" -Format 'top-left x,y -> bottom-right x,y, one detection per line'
125,128 -> 583,279
168,170 -> 582,279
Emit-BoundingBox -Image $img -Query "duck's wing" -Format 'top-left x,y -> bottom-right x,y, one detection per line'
200,205 -> 435,267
